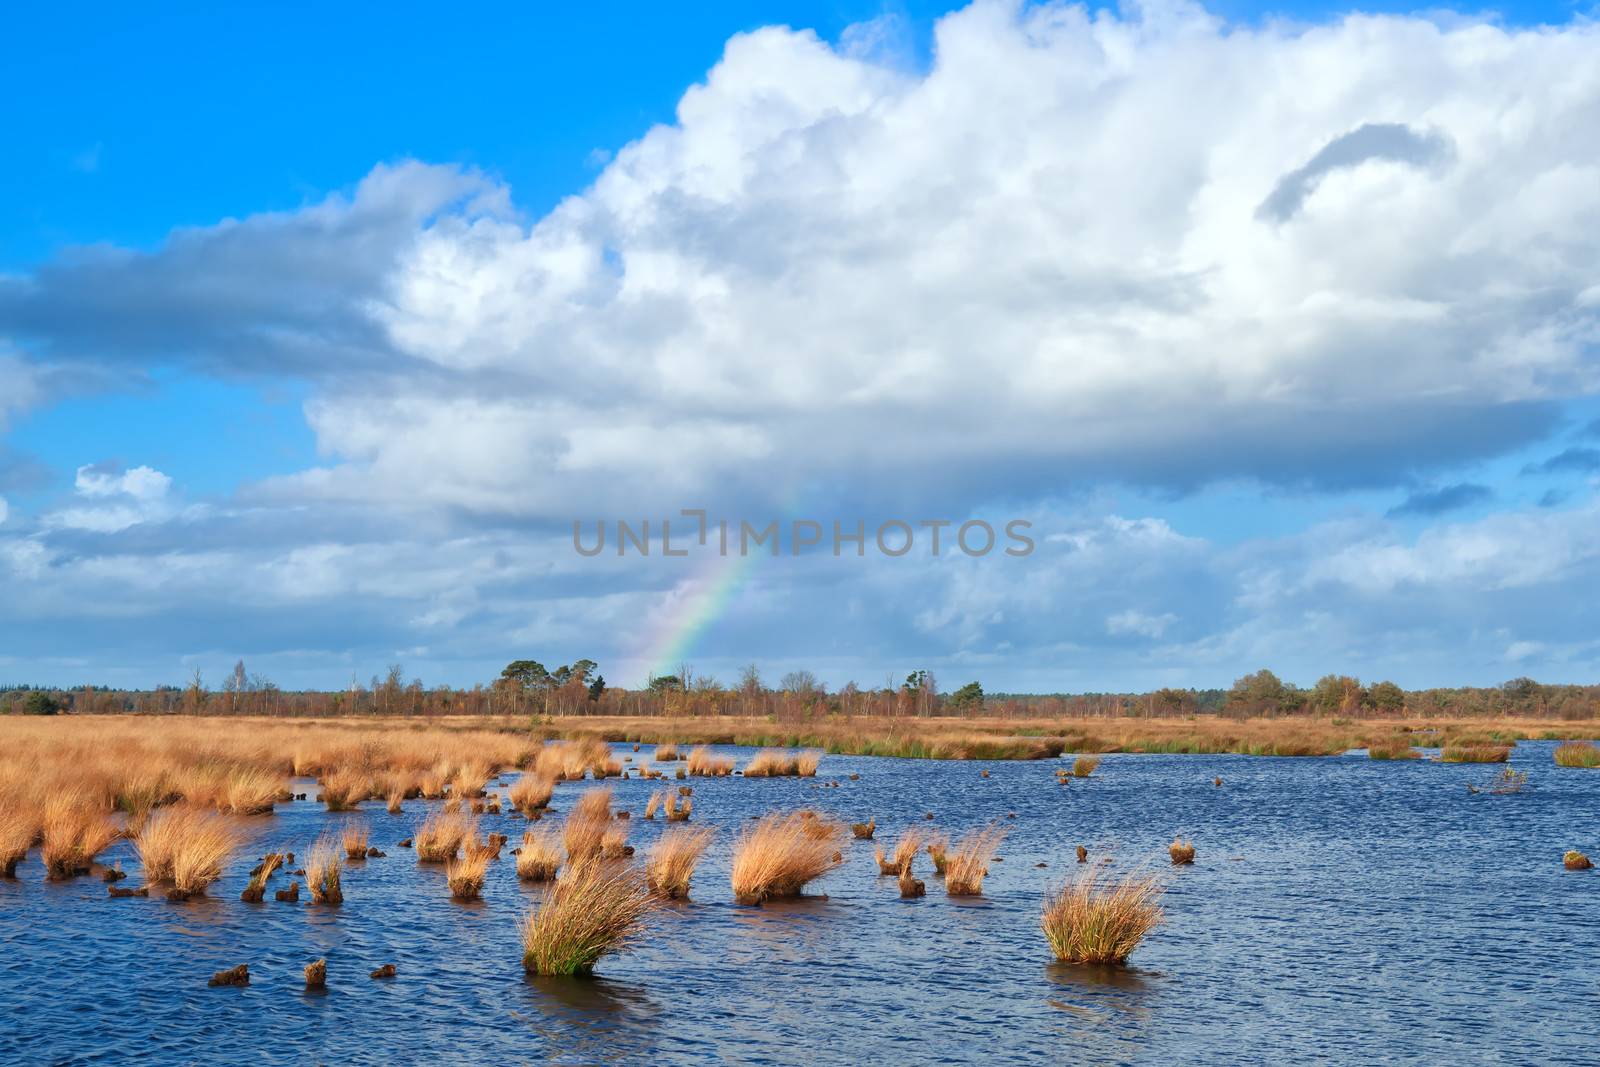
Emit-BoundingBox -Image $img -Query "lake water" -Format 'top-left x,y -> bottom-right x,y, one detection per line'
2,741 -> 1596,1065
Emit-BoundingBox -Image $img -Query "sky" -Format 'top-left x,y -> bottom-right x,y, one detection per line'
2,0 -> 1599,693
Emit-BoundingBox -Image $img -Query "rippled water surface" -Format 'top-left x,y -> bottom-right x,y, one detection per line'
3,742 -> 1598,1065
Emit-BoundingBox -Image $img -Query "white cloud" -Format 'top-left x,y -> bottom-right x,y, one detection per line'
1106,609 -> 1179,638
47,464 -> 176,533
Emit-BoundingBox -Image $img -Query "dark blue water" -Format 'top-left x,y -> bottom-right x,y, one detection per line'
2,742 -> 1596,1065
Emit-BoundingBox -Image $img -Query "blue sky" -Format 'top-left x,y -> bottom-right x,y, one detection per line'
3,0 -> 1598,692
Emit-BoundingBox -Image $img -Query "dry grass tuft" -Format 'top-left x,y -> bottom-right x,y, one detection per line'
1440,744 -> 1512,763
223,770 -> 281,815
926,834 -> 950,875
1,807 -> 39,877
563,788 -> 614,859
944,826 -> 1006,895
319,766 -> 369,810
520,855 -> 657,976
876,829 -> 923,876
165,814 -> 243,899
1554,742 -> 1600,768
664,793 -> 692,822
240,853 -> 282,902
307,838 -> 344,904
414,810 -> 473,863
730,812 -> 844,905
796,750 -> 822,777
852,817 -> 876,840
1367,741 -> 1420,760
743,748 -> 798,777
1565,850 -> 1593,871
654,743 -> 680,762
646,825 -> 714,900
898,868 -> 926,898
509,773 -> 555,814
305,958 -> 327,989
41,795 -> 118,880
1072,755 -> 1101,778
446,850 -> 491,900
644,791 -> 664,820
342,822 -> 371,861
1042,869 -> 1164,964
517,828 -> 564,881
686,746 -> 734,777
1169,839 -> 1196,865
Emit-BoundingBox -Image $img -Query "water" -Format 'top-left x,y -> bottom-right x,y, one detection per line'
2,742 -> 1596,1065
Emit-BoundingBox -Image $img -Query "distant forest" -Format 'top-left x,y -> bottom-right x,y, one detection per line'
2,662 -> 1595,720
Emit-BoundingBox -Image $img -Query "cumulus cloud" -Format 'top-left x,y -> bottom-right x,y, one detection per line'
0,3 -> 1596,520
45,463 -> 177,533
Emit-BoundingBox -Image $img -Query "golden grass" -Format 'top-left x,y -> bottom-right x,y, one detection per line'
222,769 -> 282,815
654,743 -> 680,762
41,795 -> 117,880
730,812 -> 844,905
664,793 -> 692,822
0,807 -> 38,877
1169,839 -> 1196,865
944,826 -> 1006,896
1367,741 -> 1420,760
796,750 -> 822,776
509,773 -> 555,814
926,834 -> 950,875
319,766 -> 370,810
165,814 -> 243,899
520,855 -> 657,976
1072,755 -> 1100,777
563,788 -> 614,859
898,868 -> 926,898
517,828 -> 564,881
305,958 -> 327,989
307,837 -> 344,904
1554,742 -> 1600,768
644,791 -> 664,819
240,852 -> 282,902
686,746 -> 734,777
342,822 -> 371,861
600,822 -> 632,859
1440,744 -> 1512,763
1042,869 -> 1164,964
446,850 -> 491,900
646,825 -> 714,900
744,749 -> 797,777
851,817 -> 876,840
875,829 -> 923,876
415,810 -> 473,863
1564,850 -> 1593,870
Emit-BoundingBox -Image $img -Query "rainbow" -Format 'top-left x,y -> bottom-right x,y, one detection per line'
632,547 -> 761,685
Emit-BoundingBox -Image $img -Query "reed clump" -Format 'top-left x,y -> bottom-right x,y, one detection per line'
1367,741 -> 1420,760
730,812 -> 845,905
1169,839 -> 1196,865
414,810 -> 473,863
306,838 -> 344,904
796,750 -> 822,777
305,958 -> 327,989
664,793 -> 692,822
1042,869 -> 1164,964
1553,742 -> 1600,768
165,815 -> 243,900
342,822 -> 371,861
743,748 -> 798,777
563,788 -> 614,860
646,825 -> 714,900
240,853 -> 282,902
319,766 -> 369,811
926,834 -> 950,875
944,826 -> 1006,895
876,830 -> 923,876
520,856 -> 657,976
1564,850 -> 1592,871
654,743 -> 680,762
1072,755 -> 1100,778
517,828 -> 564,882
898,868 -> 926,898
686,746 -> 735,777
644,791 -> 663,819
222,769 -> 281,815
41,796 -> 118,880
852,818 -> 876,840
446,850 -> 491,900
1,808 -> 39,877
509,773 -> 555,814
1441,745 -> 1512,763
